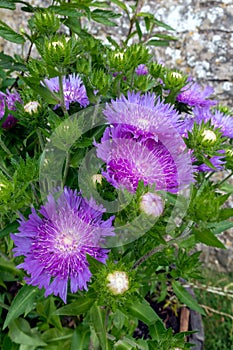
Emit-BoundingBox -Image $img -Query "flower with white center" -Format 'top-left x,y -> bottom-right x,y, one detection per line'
11,187 -> 114,303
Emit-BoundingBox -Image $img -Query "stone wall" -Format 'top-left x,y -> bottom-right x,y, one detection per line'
0,0 -> 233,271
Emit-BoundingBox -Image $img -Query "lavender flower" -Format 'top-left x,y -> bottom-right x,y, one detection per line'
0,90 -> 22,129
198,150 -> 226,172
96,128 -> 194,193
103,91 -> 180,141
135,64 -> 148,76
176,82 -> 217,108
44,73 -> 89,110
11,187 -> 114,303
178,107 -> 233,139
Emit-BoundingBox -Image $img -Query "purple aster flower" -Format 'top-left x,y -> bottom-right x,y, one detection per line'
176,82 -> 217,108
103,91 -> 180,141
198,150 -> 226,172
43,73 -> 89,110
179,107 -> 233,139
0,89 -> 22,129
11,187 -> 114,303
135,64 -> 148,76
194,107 -> 233,139
95,128 -> 194,193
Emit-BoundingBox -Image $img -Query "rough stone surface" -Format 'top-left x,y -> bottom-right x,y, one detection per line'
0,0 -> 232,271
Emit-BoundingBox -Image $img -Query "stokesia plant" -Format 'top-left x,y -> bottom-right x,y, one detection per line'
0,1 -> 233,349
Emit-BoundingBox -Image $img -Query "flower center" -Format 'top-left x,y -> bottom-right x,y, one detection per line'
55,229 -> 80,253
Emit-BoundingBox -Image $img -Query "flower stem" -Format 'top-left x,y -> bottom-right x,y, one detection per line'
218,171 -> 233,187
36,129 -> 44,150
0,163 -> 12,180
63,150 -> 70,187
0,136 -> 12,156
58,74 -> 69,117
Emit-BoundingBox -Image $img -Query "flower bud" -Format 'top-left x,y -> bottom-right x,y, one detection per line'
140,192 -> 164,218
24,101 -> 40,115
92,174 -> 103,185
107,271 -> 129,295
201,129 -> 217,143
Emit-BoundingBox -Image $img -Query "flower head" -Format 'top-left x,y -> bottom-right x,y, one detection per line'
179,107 -> 233,139
103,91 -> 180,141
11,187 -> 114,303
135,64 -> 148,76
44,73 -> 89,110
96,128 -> 194,193
0,89 -> 22,129
176,82 -> 217,108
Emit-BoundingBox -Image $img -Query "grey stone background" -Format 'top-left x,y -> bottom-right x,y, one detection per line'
0,0 -> 232,271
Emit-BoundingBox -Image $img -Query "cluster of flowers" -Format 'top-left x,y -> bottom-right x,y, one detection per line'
5,69 -> 232,303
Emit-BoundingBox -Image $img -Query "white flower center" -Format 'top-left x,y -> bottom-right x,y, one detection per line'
107,271 -> 129,295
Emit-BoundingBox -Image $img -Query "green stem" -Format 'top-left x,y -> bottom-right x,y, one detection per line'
58,74 -> 69,117
0,163 -> 12,180
36,129 -> 44,150
133,222 -> 193,269
0,137 -> 12,156
218,171 -> 233,187
63,151 -> 70,187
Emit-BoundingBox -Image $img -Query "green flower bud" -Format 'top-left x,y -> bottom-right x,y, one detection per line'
33,9 -> 60,35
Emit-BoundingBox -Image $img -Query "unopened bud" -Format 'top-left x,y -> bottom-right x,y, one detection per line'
140,192 -> 164,218
24,101 -> 40,114
202,129 -> 217,143
107,271 -> 129,295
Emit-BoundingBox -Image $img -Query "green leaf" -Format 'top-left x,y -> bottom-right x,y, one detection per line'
54,297 -> 95,316
209,220 -> 233,234
8,318 -> 47,346
135,20 -> 142,40
70,324 -> 90,350
0,20 -> 25,44
146,39 -> 170,47
91,302 -> 110,350
0,257 -> 21,276
110,0 -> 128,12
152,18 -> 175,31
126,299 -> 164,326
3,285 -> 39,329
220,182 -> 233,193
194,228 -> 226,248
172,280 -> 205,315
218,208 -> 233,221
86,254 -> 105,274
0,221 -> 19,239
91,9 -> 120,26
114,336 -> 149,349
0,1 -> 16,10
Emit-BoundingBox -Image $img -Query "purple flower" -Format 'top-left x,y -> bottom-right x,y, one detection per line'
95,127 -> 194,193
179,107 -> 233,139
11,187 -> 114,303
135,64 -> 148,76
176,82 -> 217,108
198,150 -> 226,172
0,89 -> 22,129
103,91 -> 180,141
44,73 -> 89,110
